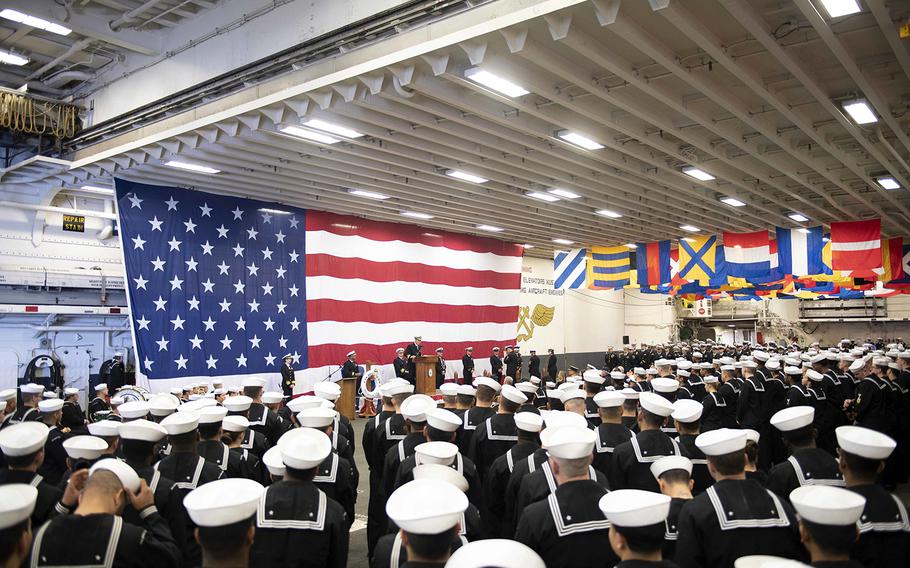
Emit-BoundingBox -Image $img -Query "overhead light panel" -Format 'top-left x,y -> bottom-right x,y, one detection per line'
446,170 -> 488,184
553,238 -> 574,245
548,188 -> 580,199
476,224 -> 504,232
0,49 -> 28,66
164,160 -> 220,174
526,191 -> 560,202
523,244 -> 535,249
682,166 -> 715,181
797,228 -> 811,234
258,208 -> 291,215
348,189 -> 389,200
876,176 -> 900,190
595,209 -> 623,218
842,99 -> 877,124
679,224 -> 700,233
625,243 -> 638,249
464,67 -> 529,98
401,211 -> 434,220
0,9 -> 71,36
682,237 -> 696,243
556,130 -> 604,150
80,185 -> 113,193
818,0 -> 861,18
788,213 -> 809,222
720,197 -> 746,207
279,125 -> 340,144
301,119 -> 363,139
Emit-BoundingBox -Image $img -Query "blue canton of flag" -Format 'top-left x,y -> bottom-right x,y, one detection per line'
554,248 -> 587,290
115,179 -> 308,380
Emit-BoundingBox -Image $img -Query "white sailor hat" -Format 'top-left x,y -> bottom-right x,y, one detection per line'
93,383 -> 108,392
262,447 -> 285,478
873,356 -> 892,367
557,382 -> 580,392
545,389 -> 563,402
314,382 -> 342,401
87,420 -> 120,438
809,353 -> 828,364
179,398 -> 216,412
650,455 -> 693,481
110,396 -> 126,407
540,425 -> 595,459
346,350 -> 356,357
640,392 -> 674,417
582,370 -> 605,385
222,395 -> 253,412
184,478 -> 264,527
415,441 -> 459,465
608,371 -> 624,382
118,419 -> 167,442
720,365 -> 735,372
677,369 -> 691,378
435,347 -> 444,353
734,556 -> 811,568
160,411 -> 198,435
500,385 -> 528,405
474,377 -> 501,392
771,406 -> 814,432
286,396 -> 325,413
241,377 -> 266,389
784,357 -> 801,366
593,391 -> 624,408
117,401 -> 149,420
703,376 -> 719,384
633,367 -> 646,375
541,410 -> 588,430
752,351 -> 770,362
646,368 -> 658,376
0,484 -> 37,530
0,422 -> 49,457
805,369 -> 824,382
197,406 -> 228,424
90,458 -> 140,493
400,394 -> 436,422
38,399 -> 63,413
222,415 -> 249,433
296,407 -> 336,428
765,360 -> 781,371
278,427 -> 332,469
187,394 -> 202,402
838,353 -> 855,362
514,412 -> 544,433
169,387 -> 183,396
651,377 -> 678,393
63,387 -> 79,397
671,399 -> 703,423
789,485 -> 865,527
0,389 -> 14,401
621,387 -> 640,400
598,489 -> 671,528
425,408 -> 461,433
741,360 -> 758,369
261,391 -> 284,404
677,360 -> 693,370
696,428 -> 747,456
42,392 -> 55,399
62,436 -> 108,460
561,389 -> 585,402
19,383 -> 43,395
380,381 -> 414,397
835,425 -> 896,460
446,539 -> 546,568
529,376 -> 541,385
743,429 -> 760,444
457,384 -> 476,397
515,382 -> 538,395
784,366 -> 802,376
439,383 -> 459,396
385,479 -> 468,535
412,463 -> 469,493
848,359 -> 865,373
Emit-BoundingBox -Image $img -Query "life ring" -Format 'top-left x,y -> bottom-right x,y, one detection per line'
115,386 -> 150,403
360,367 -> 383,399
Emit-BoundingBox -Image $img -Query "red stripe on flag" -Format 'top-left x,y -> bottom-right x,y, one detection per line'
885,237 -> 903,281
830,219 -> 882,272
646,242 -> 660,285
306,299 -> 518,324
722,230 -> 769,248
306,254 -> 521,290
307,210 -> 523,257
309,339 -> 514,368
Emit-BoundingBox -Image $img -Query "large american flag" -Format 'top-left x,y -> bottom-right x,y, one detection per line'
115,179 -> 522,391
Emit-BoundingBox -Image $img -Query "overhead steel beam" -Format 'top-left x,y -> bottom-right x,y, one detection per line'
866,0 -> 910,85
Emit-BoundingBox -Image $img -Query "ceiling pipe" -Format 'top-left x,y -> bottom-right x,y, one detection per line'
22,39 -> 93,84
109,0 -> 168,31
43,70 -> 96,88
1,201 -> 118,221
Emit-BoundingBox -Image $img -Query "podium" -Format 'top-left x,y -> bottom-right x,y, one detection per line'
338,377 -> 357,420
414,355 -> 438,395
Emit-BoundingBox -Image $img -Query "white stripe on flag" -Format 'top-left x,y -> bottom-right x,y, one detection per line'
306,230 -> 521,272
306,321 -> 516,346
305,275 -> 517,307
830,240 -> 880,252
555,248 -> 586,289
791,229 -> 808,276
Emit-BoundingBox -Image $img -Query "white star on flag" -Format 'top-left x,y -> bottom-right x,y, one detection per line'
167,237 -> 181,251
275,230 -> 285,243
187,296 -> 200,310
153,296 -> 167,311
247,227 -> 258,240
249,335 -> 261,349
189,335 -> 203,349
216,225 -> 229,238
232,207 -> 244,220
220,335 -> 233,350
248,299 -> 260,312
148,216 -> 163,231
233,280 -> 245,294
203,317 -> 216,331
128,194 -> 143,209
288,216 -> 299,228
165,196 -> 179,211
200,203 -> 212,217
132,235 -> 146,250
235,317 -> 246,330
175,355 -> 188,369
263,317 -> 275,331
151,257 -> 166,271
264,353 -> 276,365
206,355 -> 218,369
156,336 -> 169,351
217,261 -> 230,275
236,353 -> 248,367
169,275 -> 183,290
134,275 -> 148,290
202,279 -> 215,293
185,257 -> 199,271
184,218 -> 197,233
136,316 -> 151,330
170,315 -> 185,330
247,263 -> 259,276
232,244 -> 244,257
201,241 -> 214,255
218,298 -> 231,312
262,247 -> 273,260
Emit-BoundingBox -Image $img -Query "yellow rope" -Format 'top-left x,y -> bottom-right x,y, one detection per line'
0,91 -> 78,138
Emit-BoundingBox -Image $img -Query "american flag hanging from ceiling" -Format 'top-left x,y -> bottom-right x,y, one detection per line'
115,179 -> 522,391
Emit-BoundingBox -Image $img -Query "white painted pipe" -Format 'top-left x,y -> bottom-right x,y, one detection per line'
0,201 -> 118,221
29,326 -> 130,332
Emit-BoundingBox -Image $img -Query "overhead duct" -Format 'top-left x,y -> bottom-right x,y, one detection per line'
42,70 -> 96,88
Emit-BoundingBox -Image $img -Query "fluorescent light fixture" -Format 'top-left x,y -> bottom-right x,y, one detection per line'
0,49 -> 28,66
446,170 -> 488,184
556,130 -> 604,150
0,9 -> 71,36
347,189 -> 389,200
258,208 -> 291,214
682,166 -> 715,181
476,224 -> 504,232
842,99 -> 877,124
164,160 -> 220,174
679,224 -> 700,232
595,209 -> 623,218
553,238 -> 574,245
279,125 -> 340,144
625,243 -> 638,249
720,197 -> 746,207
788,213 -> 809,222
526,191 -> 560,202
523,244 -> 535,249
464,67 -> 529,98
301,119 -> 363,139
548,188 -> 581,199
682,237 -> 696,243
797,228 -> 811,234
400,210 -> 434,220
876,176 -> 900,190
818,0 -> 861,18
80,185 -> 113,193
